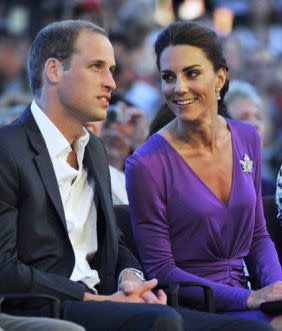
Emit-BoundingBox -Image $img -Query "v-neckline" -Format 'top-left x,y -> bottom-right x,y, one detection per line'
155,119 -> 235,208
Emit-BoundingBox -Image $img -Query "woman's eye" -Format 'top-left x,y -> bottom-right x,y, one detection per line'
186,70 -> 199,79
161,74 -> 175,83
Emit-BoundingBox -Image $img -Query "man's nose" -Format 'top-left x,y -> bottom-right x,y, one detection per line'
103,70 -> 116,90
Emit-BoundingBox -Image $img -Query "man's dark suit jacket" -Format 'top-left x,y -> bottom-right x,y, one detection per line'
0,107 -> 141,302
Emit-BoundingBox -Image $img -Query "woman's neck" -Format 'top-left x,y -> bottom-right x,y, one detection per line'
165,115 -> 227,153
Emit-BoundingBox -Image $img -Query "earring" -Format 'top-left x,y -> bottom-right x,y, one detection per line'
215,87 -> 221,101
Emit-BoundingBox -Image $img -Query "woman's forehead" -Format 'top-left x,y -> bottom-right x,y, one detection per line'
159,44 -> 211,70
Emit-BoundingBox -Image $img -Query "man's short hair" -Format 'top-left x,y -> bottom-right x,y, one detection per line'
28,20 -> 107,96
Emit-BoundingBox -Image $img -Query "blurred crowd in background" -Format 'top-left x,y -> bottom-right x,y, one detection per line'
0,0 -> 282,193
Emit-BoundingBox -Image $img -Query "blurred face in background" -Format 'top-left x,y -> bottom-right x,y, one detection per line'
227,97 -> 264,138
244,49 -> 275,93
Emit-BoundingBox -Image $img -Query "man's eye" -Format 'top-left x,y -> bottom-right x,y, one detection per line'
90,63 -> 102,70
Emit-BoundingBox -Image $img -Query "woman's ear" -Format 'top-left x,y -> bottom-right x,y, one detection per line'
216,67 -> 227,90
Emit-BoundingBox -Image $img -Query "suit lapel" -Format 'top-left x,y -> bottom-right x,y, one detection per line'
19,108 -> 67,231
84,136 -> 112,221
84,134 -> 118,268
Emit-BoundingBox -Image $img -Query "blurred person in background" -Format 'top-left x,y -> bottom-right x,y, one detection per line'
276,165 -> 282,224
110,0 -> 162,122
225,79 -> 276,196
109,31 -> 139,94
98,93 -> 146,204
232,0 -> 282,56
100,128 -> 130,205
222,34 -> 245,81
243,47 -> 282,180
0,27 -> 31,125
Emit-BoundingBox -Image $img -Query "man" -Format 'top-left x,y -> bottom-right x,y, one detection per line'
0,20 -> 274,331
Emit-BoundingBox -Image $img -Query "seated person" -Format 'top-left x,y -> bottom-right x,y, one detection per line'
0,19 -> 271,331
100,128 -> 130,204
126,21 -> 282,331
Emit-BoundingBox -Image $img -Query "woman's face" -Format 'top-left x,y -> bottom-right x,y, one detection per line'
159,44 -> 226,121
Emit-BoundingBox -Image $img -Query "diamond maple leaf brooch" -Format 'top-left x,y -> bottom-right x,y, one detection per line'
240,154 -> 253,173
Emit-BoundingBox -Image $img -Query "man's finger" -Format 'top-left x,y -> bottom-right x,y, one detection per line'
120,279 -> 158,296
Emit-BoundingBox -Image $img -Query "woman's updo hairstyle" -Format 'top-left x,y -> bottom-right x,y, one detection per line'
154,21 -> 229,104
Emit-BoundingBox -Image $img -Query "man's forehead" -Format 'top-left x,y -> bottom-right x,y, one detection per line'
74,30 -> 112,50
73,30 -> 115,63
75,29 -> 109,46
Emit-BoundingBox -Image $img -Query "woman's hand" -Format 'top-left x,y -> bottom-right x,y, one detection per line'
118,278 -> 167,304
247,281 -> 282,309
83,278 -> 167,304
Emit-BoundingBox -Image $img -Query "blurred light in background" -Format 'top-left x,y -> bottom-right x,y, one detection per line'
213,6 -> 234,36
154,0 -> 174,26
6,5 -> 29,35
178,0 -> 205,20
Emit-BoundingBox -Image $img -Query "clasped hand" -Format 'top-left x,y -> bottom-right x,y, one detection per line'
115,278 -> 167,304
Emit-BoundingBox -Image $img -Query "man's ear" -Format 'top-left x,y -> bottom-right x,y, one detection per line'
43,58 -> 64,85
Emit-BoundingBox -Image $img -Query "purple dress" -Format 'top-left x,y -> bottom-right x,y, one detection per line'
125,119 -> 282,320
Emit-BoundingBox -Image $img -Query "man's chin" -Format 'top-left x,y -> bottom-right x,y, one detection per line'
87,110 -> 107,123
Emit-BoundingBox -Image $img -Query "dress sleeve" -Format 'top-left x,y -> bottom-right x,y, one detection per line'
126,151 -> 251,312
245,131 -> 282,286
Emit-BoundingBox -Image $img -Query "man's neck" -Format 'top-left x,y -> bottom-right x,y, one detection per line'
34,98 -> 84,144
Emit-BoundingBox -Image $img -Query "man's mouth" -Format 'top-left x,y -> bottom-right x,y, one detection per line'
98,96 -> 110,102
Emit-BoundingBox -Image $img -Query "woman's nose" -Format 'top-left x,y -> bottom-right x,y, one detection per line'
174,77 -> 189,94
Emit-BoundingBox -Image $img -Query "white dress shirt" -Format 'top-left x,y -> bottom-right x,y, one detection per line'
31,100 -> 100,291
109,165 -> 129,205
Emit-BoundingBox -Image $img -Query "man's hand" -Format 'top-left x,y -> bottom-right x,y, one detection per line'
83,279 -> 166,304
119,278 -> 167,305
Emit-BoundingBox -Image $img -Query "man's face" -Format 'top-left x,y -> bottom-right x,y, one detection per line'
57,30 -> 116,124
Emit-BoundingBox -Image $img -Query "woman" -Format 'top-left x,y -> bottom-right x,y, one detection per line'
125,21 -> 282,329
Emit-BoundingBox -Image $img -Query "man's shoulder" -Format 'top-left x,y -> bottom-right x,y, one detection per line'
0,110 -> 32,154
0,121 -> 23,143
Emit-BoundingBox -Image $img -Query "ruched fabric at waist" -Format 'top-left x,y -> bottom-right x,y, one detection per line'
179,258 -> 248,288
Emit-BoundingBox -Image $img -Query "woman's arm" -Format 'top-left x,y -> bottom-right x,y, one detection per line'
125,152 -> 250,312
245,131 -> 282,287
